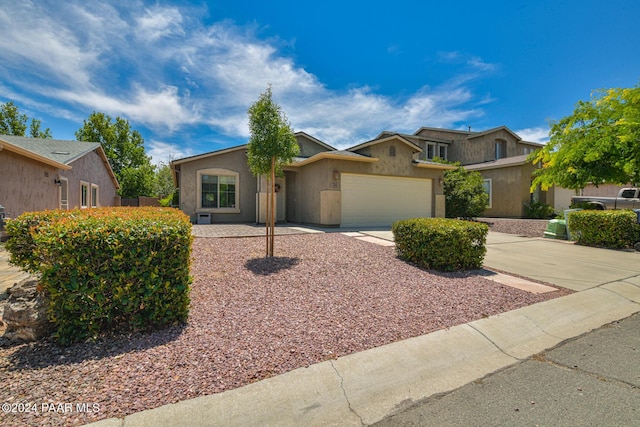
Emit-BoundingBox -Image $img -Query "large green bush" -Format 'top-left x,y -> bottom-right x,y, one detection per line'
5,207 -> 192,344
443,166 -> 489,219
567,209 -> 639,249
392,218 -> 488,271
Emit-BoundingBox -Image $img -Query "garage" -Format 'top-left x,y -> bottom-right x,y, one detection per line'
341,173 -> 432,227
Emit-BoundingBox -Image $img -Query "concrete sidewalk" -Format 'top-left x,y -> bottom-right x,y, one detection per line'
86,232 -> 640,427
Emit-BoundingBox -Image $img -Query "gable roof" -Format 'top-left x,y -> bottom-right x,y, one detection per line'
295,131 -> 336,151
465,126 -> 522,141
0,134 -> 102,165
0,134 -> 120,189
170,144 -> 247,166
347,134 -> 422,153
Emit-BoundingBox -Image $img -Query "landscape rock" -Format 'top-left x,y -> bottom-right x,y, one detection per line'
2,276 -> 53,341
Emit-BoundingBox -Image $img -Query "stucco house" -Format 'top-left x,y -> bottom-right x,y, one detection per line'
393,126 -> 548,218
171,132 -> 453,226
0,135 -> 119,219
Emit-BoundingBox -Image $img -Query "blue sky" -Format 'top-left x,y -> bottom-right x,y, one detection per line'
1,1 -> 638,165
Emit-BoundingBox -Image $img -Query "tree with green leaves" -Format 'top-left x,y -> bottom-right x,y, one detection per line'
530,84 -> 640,190
154,162 -> 178,206
0,101 -> 52,138
443,164 -> 489,219
247,86 -> 299,257
75,112 -> 155,198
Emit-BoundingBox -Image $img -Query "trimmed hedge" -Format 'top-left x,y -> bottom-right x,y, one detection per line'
567,209 -> 639,249
5,207 -> 193,344
392,218 -> 488,272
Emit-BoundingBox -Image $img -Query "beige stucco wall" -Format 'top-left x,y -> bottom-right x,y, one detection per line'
0,148 -> 117,218
176,148 -> 257,223
65,150 -> 118,209
297,134 -> 331,157
477,162 -> 547,217
292,139 -> 446,225
457,129 -> 521,165
416,128 -> 535,166
0,149 -> 59,217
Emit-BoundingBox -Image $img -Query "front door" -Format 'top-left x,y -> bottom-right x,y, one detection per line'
276,177 -> 286,222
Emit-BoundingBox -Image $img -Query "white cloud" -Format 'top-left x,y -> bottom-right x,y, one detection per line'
516,127 -> 550,143
135,5 -> 185,42
0,1 -> 499,149
147,139 -> 197,166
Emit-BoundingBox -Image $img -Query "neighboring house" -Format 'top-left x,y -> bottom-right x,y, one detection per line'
409,126 -> 547,217
361,126 -> 549,217
0,135 -> 119,219
171,132 -> 453,227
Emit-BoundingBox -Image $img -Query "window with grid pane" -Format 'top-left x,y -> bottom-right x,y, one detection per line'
201,175 -> 236,208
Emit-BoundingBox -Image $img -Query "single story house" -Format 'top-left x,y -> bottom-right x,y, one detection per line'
0,134 -> 119,219
171,132 -> 453,227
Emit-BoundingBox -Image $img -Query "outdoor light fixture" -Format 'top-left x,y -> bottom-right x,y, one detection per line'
333,170 -> 340,180
54,178 -> 62,186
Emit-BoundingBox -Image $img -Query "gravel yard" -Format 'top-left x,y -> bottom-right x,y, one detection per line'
0,231 -> 568,426
479,217 -> 550,238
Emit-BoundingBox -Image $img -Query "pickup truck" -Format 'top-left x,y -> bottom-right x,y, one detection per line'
571,188 -> 640,210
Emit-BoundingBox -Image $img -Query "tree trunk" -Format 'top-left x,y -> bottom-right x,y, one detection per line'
265,175 -> 270,256
270,157 -> 276,256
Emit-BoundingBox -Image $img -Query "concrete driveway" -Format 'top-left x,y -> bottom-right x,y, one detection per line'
484,232 -> 640,292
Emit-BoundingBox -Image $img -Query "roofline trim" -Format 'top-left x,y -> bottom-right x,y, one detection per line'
292,151 -> 379,167
413,162 -> 457,170
171,144 -> 248,165
347,134 -> 422,153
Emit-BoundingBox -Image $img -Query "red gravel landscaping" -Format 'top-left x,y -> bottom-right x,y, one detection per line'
0,233 -> 570,426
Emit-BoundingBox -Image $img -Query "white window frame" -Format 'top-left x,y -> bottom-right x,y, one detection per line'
80,180 -> 89,209
482,178 -> 492,209
91,184 -> 99,208
196,168 -> 240,213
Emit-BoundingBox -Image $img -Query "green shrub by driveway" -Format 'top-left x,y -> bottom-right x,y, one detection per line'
392,218 -> 488,272
5,207 -> 193,344
567,209 -> 639,249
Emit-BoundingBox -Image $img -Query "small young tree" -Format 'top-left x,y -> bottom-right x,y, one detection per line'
247,86 -> 299,257
444,165 -> 489,219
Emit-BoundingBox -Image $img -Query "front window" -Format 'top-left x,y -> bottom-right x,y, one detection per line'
198,169 -> 239,211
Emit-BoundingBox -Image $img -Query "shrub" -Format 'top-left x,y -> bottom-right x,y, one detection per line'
5,207 -> 192,344
443,166 -> 489,219
392,218 -> 488,272
523,201 -> 556,219
567,209 -> 639,249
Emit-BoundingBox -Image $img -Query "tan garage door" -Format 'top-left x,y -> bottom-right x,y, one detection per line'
341,173 -> 432,227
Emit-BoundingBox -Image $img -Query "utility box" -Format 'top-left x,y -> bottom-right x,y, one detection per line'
544,219 -> 567,240
197,212 -> 211,225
